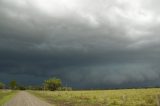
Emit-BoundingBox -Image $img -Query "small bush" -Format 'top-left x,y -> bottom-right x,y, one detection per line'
0,82 -> 5,89
57,87 -> 72,91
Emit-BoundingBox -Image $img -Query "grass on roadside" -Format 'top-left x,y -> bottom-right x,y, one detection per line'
0,90 -> 17,106
30,88 -> 160,106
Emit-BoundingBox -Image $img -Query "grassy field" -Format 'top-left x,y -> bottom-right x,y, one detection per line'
0,90 -> 17,106
30,88 -> 160,106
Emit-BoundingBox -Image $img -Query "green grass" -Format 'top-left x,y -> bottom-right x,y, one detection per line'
30,88 -> 160,106
0,90 -> 17,106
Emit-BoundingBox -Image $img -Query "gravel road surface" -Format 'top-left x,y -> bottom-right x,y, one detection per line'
4,91 -> 53,106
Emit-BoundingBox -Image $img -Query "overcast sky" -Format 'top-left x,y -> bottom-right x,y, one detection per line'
0,0 -> 160,88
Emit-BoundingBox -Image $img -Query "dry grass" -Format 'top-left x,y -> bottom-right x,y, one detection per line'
30,88 -> 160,106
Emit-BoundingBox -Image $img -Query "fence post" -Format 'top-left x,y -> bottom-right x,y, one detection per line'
121,95 -> 127,106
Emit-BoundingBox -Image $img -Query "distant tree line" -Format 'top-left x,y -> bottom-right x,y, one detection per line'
0,77 -> 72,91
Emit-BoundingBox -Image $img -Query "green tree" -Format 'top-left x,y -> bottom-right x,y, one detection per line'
44,77 -> 62,91
9,80 -> 17,90
0,82 -> 5,89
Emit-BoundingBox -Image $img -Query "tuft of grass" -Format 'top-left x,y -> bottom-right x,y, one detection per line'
0,90 -> 17,106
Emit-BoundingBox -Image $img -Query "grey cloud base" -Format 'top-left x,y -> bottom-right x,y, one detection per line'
0,0 -> 160,88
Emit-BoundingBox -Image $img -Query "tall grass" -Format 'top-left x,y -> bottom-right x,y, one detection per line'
31,88 -> 160,106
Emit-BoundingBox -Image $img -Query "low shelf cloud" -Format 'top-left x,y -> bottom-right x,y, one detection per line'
0,0 -> 160,88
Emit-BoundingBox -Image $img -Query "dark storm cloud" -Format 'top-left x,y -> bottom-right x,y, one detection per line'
1,0 -> 160,88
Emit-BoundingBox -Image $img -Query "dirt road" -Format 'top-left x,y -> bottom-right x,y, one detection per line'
4,91 -> 53,106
